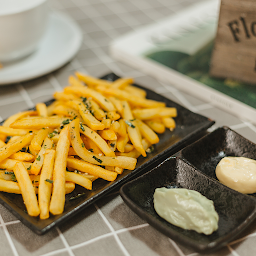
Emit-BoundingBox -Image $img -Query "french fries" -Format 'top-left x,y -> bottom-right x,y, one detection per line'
0,72 -> 177,219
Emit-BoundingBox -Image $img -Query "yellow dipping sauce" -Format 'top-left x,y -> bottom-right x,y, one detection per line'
153,188 -> 219,235
216,156 -> 256,194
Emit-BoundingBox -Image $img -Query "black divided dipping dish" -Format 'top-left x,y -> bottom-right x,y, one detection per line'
120,126 -> 256,253
181,126 -> 256,197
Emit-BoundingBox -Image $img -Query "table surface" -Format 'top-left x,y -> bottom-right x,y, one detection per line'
0,0 -> 256,255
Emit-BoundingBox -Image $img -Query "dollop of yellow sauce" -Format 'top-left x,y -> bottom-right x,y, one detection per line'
216,156 -> 256,194
153,188 -> 219,235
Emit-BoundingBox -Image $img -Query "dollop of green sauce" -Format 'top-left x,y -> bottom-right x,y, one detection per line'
153,188 -> 219,235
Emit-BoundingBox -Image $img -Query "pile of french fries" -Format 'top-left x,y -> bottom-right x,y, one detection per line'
0,72 -> 177,219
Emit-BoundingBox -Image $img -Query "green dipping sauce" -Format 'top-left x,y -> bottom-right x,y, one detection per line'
153,188 -> 219,235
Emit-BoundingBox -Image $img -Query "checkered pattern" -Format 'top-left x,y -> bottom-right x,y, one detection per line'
0,0 -> 256,255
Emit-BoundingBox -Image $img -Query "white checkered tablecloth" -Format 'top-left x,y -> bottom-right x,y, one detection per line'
0,0 -> 256,256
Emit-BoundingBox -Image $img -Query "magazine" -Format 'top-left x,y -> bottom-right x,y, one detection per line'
110,0 -> 256,124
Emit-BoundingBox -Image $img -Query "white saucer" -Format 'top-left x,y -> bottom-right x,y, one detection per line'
0,11 -> 82,85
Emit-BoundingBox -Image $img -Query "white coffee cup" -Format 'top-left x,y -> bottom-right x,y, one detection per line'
0,0 -> 48,62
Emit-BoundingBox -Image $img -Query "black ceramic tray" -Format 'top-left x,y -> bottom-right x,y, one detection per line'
0,73 -> 214,234
181,126 -> 256,197
120,157 -> 256,253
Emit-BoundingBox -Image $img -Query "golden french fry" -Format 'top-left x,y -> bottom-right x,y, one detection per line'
75,72 -> 112,87
30,137 -> 52,175
136,119 -> 159,144
14,162 -> 40,216
122,101 -> 146,157
67,158 -> 117,182
30,128 -> 51,151
70,119 -> 137,169
162,117 -> 176,130
122,100 -> 133,120
65,171 -> 92,190
0,127 -> 28,136
53,91 -> 77,101
80,124 -> 115,157
0,174 -> 74,194
9,152 -> 35,162
39,149 -> 55,219
145,120 -> 165,134
132,107 -> 177,120
10,117 -> 67,129
36,103 -> 48,117
50,126 -> 70,215
0,133 -> 34,163
0,179 -> 22,194
127,122 -> 146,157
64,182 -> 76,194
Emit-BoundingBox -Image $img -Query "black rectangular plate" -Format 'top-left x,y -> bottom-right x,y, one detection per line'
120,157 -> 256,253
181,126 -> 256,196
0,72 -> 214,234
